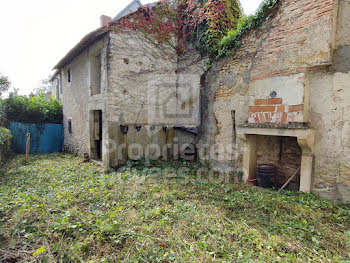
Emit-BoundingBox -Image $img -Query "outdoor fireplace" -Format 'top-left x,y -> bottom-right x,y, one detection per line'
237,95 -> 314,192
237,123 -> 315,192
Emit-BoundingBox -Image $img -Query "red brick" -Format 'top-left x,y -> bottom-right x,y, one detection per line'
288,104 -> 304,112
249,106 -> 258,113
264,112 -> 272,122
248,0 -> 334,82
276,105 -> 285,112
261,106 -> 276,112
254,99 -> 268,105
268,98 -> 283,105
281,112 -> 288,124
249,106 -> 276,113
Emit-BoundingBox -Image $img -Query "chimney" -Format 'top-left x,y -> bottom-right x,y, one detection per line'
100,15 -> 112,27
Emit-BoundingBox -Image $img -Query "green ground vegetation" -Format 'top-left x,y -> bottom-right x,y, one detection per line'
0,154 -> 349,262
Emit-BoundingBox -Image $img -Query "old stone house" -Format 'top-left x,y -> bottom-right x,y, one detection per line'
50,0 -> 204,167
51,0 -> 350,203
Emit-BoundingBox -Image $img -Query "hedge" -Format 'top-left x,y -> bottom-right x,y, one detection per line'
0,127 -> 12,165
0,93 -> 63,124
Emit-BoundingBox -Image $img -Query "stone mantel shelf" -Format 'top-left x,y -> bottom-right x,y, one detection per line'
237,123 -> 314,142
237,122 -> 315,193
238,122 -> 310,129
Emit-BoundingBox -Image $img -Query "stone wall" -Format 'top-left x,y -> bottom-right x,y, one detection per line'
57,0 -> 349,202
200,0 -> 350,202
106,31 -> 203,127
59,28 -> 204,166
250,0 -> 335,81
50,76 -> 62,100
309,68 -> 350,202
105,30 -> 204,167
308,0 -> 350,202
106,31 -> 178,126
61,37 -> 109,155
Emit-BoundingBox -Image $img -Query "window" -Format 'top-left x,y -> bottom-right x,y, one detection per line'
68,119 -> 72,134
67,69 -> 71,83
91,55 -> 101,95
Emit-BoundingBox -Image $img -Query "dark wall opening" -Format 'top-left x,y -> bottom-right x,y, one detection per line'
256,135 -> 302,190
91,110 -> 103,160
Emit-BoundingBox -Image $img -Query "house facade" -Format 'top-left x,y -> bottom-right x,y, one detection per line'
51,1 -> 204,167
52,0 -> 350,203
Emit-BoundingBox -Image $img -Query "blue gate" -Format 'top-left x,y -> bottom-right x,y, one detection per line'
9,122 -> 63,154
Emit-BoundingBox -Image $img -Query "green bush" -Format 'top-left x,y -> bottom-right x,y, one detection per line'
0,99 -> 6,126
0,127 -> 12,165
217,0 -> 279,59
0,93 -> 63,124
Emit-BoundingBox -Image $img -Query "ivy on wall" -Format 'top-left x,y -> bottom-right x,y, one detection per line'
177,0 -> 242,57
218,0 -> 279,59
112,2 -> 178,48
111,0 -> 279,62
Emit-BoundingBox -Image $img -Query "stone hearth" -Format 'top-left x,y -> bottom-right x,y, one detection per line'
237,123 -> 315,192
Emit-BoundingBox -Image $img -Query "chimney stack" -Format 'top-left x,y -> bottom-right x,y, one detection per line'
100,15 -> 112,27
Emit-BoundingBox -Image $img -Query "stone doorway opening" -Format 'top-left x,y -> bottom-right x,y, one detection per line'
90,110 -> 103,160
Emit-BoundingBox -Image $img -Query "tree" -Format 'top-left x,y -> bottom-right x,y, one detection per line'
0,73 -> 11,98
33,75 -> 52,96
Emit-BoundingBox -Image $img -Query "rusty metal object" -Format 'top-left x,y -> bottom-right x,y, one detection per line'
257,164 -> 277,188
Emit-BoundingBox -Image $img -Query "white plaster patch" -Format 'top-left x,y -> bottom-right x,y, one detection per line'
248,73 -> 305,105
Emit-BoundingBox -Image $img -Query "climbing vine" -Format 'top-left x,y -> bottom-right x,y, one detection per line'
112,1 -> 178,48
110,0 -> 279,61
177,0 -> 279,60
177,0 -> 242,57
218,0 -> 279,59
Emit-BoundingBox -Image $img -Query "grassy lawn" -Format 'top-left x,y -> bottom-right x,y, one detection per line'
0,154 -> 349,262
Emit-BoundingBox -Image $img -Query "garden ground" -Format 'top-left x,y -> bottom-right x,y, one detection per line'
0,154 -> 349,262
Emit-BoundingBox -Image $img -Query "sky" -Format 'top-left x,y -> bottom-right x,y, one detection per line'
0,0 -> 263,95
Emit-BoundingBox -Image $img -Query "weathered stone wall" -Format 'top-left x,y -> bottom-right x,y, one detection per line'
106,31 -> 203,127
61,37 -> 109,154
309,68 -> 350,202
59,28 -> 203,166
106,125 -> 197,167
307,0 -> 350,202
105,30 -> 204,167
201,0 -> 350,202
107,31 -> 178,126
50,76 -> 61,100
200,25 -> 267,170
250,0 -> 335,81
335,0 -> 350,48
57,0 -> 349,202
334,0 -> 350,73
